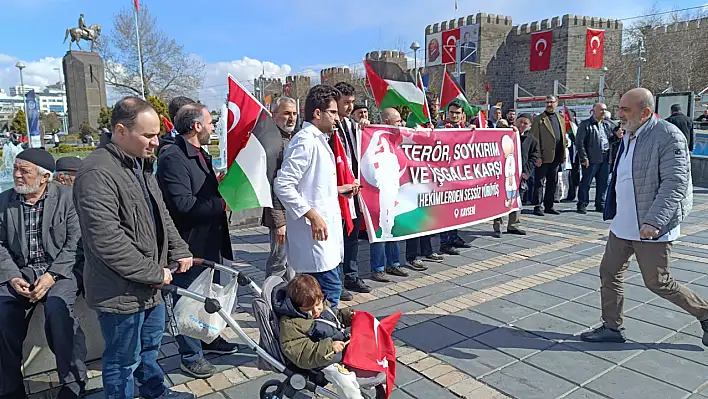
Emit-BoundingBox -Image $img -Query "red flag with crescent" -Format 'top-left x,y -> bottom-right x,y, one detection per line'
585,28 -> 605,69
530,30 -> 553,72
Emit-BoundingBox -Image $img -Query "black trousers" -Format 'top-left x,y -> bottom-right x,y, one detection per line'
565,159 -> 580,201
340,198 -> 361,282
533,162 -> 561,210
0,277 -> 87,397
405,235 -> 434,261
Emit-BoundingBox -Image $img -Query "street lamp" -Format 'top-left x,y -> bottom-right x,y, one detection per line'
410,42 -> 421,73
15,61 -> 31,145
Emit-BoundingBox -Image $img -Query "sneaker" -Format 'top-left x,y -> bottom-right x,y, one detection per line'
507,228 -> 527,235
202,337 -> 239,355
700,319 -> 708,347
154,390 -> 196,399
577,206 -> 587,214
340,289 -> 354,301
451,237 -> 472,248
371,271 -> 391,283
344,278 -> 372,293
407,259 -> 428,271
440,245 -> 460,255
533,207 -> 545,216
579,325 -> 626,343
493,231 -> 502,239
180,357 -> 217,379
424,253 -> 444,262
386,265 -> 409,277
546,208 -> 561,215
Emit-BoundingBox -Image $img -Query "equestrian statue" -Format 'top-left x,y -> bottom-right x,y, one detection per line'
64,14 -> 102,52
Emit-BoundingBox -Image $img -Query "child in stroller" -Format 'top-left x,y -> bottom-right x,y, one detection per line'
273,275 -> 362,399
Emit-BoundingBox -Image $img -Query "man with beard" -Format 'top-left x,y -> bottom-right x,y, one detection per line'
351,104 -> 368,124
333,82 -> 371,298
530,95 -> 566,216
156,104 -> 236,378
0,149 -> 87,399
262,97 -> 298,278
274,85 -> 359,308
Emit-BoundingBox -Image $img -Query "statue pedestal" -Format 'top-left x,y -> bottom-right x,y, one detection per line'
62,51 -> 107,132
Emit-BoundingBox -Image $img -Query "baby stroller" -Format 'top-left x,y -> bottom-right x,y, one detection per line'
162,260 -> 387,399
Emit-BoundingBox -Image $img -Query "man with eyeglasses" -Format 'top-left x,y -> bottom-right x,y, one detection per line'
156,104 -> 237,378
274,85 -> 359,309
435,100 -> 472,255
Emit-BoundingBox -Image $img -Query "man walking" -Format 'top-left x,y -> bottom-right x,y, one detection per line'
531,95 -> 566,216
581,88 -> 708,345
666,104 -> 695,152
274,85 -> 358,309
575,103 -> 617,214
262,96 -> 298,279
492,113 -> 538,238
156,103 -> 237,379
0,149 -> 86,399
74,97 -> 195,399
333,82 -> 371,297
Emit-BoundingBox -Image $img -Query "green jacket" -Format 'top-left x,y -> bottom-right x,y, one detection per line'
274,287 -> 353,370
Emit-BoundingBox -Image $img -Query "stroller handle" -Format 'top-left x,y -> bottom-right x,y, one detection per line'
167,260 -> 263,297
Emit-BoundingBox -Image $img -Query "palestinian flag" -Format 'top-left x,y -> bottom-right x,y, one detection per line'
406,71 -> 431,128
364,60 -> 427,124
440,68 -> 477,116
218,75 -> 281,212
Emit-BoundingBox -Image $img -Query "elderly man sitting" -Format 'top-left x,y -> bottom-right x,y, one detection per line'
0,149 -> 86,399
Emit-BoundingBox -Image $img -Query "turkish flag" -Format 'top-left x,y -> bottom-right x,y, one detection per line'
332,131 -> 355,235
343,311 -> 401,398
160,115 -> 173,132
442,28 -> 460,65
530,31 -> 553,72
226,74 -> 264,165
585,28 -> 605,68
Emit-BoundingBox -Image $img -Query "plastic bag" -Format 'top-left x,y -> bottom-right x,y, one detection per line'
173,267 -> 238,344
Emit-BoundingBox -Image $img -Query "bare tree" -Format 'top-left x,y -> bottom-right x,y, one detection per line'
97,5 -> 204,99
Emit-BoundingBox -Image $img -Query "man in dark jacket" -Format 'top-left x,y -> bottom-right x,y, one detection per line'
666,104 -> 695,152
530,95 -> 567,216
263,97 -> 298,279
492,114 -> 539,237
0,150 -> 86,399
156,103 -> 237,378
158,96 -> 195,155
575,103 -> 618,214
73,97 -> 194,399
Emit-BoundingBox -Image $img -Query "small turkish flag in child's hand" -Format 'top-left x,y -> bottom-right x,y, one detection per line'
343,311 -> 401,398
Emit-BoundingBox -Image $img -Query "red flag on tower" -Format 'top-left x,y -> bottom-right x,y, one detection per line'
134,0 -> 139,10
585,28 -> 605,69
530,30 -> 553,71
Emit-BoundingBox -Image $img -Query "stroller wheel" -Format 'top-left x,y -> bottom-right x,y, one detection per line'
259,379 -> 283,399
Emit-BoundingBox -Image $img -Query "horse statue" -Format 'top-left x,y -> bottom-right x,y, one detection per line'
63,24 -> 102,52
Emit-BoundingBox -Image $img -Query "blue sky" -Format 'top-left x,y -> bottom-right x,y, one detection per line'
0,0 -> 698,108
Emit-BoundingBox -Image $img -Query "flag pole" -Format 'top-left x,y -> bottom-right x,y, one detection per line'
134,0 -> 146,99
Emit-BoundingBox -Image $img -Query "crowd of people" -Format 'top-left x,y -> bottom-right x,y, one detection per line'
0,80 -> 706,399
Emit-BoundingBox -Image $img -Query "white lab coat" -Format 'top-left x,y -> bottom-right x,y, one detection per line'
273,122 -> 344,273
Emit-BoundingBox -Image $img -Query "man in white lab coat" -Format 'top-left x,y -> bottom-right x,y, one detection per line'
273,85 -> 359,308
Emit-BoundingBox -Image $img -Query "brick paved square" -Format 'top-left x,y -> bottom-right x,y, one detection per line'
586,367 -> 688,398
433,339 -> 516,378
503,289 -> 567,311
399,377 -> 459,399
504,263 -> 557,278
562,388 -> 610,398
513,313 -> 587,341
474,327 -> 555,360
625,303 -> 697,331
545,301 -> 603,327
394,321 -> 467,352
467,298 -> 536,324
622,350 -> 708,391
415,286 -> 478,307
481,361 -> 576,399
530,280 -> 595,300
432,309 -> 503,338
523,344 -> 615,384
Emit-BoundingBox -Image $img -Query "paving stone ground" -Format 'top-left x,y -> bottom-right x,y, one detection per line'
25,187 -> 708,399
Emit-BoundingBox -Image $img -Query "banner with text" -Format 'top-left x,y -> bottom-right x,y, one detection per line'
359,126 -> 521,242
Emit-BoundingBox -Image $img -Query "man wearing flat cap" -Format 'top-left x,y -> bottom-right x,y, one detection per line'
56,156 -> 83,187
0,149 -> 87,399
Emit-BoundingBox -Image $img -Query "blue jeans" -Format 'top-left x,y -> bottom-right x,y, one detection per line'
98,302 -> 167,399
578,153 -> 610,209
440,230 -> 460,246
310,268 -> 342,309
370,242 -> 401,273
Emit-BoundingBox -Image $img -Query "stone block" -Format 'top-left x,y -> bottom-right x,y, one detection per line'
62,51 -> 107,131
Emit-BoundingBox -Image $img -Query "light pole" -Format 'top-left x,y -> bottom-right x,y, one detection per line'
15,61 -> 30,144
410,41 -> 421,77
